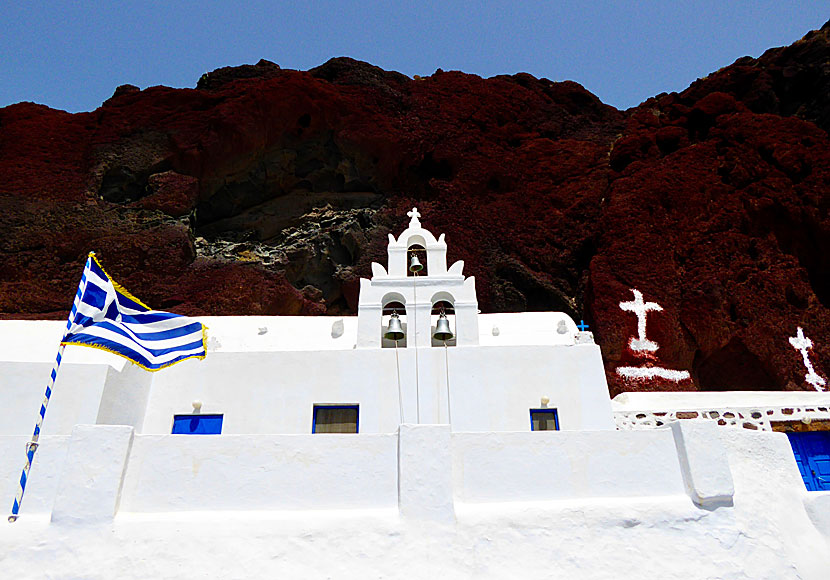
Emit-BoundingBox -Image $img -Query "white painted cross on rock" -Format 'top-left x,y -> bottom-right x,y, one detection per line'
619,289 -> 662,352
789,327 -> 826,391
616,288 -> 691,382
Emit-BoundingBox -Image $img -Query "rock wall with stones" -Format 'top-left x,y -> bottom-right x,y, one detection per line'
1,22 -> 829,395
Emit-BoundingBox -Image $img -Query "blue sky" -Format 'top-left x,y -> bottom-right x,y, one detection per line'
1,2 -> 827,113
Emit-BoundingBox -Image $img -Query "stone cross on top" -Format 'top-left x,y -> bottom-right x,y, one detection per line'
407,207 -> 421,228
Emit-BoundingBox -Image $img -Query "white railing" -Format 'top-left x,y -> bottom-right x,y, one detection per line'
612,392 -> 830,431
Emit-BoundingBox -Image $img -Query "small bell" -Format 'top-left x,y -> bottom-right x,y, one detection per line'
433,313 -> 454,341
409,253 -> 423,273
384,312 -> 405,341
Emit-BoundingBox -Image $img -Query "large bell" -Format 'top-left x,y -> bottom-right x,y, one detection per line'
384,312 -> 405,341
409,253 -> 423,273
433,313 -> 454,341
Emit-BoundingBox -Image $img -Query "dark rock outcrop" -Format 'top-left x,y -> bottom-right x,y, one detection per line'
1,21 -> 828,395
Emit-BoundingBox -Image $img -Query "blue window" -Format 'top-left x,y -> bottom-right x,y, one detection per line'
172,414 -> 223,435
530,409 -> 559,431
787,431 -> 830,491
313,405 -> 359,433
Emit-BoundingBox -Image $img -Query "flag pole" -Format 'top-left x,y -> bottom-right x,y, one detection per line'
8,254 -> 90,523
8,343 -> 67,522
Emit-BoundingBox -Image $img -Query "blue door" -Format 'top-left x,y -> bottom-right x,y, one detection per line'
786,432 -> 830,491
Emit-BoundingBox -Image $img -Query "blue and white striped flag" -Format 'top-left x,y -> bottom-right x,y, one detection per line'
63,253 -> 207,370
10,253 -> 207,521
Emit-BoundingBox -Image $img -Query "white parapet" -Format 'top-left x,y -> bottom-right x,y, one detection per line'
451,429 -> 687,503
119,433 -> 399,512
669,420 -> 734,507
51,424 -> 134,524
804,494 -> 830,538
2,425 -> 829,579
613,391 -> 830,431
398,424 -> 454,522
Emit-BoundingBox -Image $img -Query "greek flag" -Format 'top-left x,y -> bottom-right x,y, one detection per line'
62,253 -> 207,371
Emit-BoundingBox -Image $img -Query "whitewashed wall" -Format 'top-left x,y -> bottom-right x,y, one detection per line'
0,362 -> 110,436
142,350 -> 408,434
119,434 -> 399,512
5,426 -> 695,517
0,317 -> 614,436
446,344 -> 613,431
0,320 -> 124,437
109,428 -> 687,514
1,425 -> 828,579
452,430 -> 685,503
0,435 -> 69,515
141,342 -> 612,435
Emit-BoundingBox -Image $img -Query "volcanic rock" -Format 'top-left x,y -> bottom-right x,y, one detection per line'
1,21 -> 828,395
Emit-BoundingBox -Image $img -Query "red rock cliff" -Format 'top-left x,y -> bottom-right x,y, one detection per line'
1,22 -> 829,395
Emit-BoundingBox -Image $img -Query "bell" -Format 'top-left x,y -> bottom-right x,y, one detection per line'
384,312 -> 405,341
409,253 -> 423,272
433,313 -> 454,341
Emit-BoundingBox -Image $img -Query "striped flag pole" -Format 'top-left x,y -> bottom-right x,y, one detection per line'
8,255 -> 89,523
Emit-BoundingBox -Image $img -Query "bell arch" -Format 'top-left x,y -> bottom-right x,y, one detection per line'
405,234 -> 427,249
430,291 -> 457,347
407,243 -> 428,276
381,292 -> 408,348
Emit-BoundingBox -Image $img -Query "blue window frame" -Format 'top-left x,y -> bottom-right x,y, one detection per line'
312,405 -> 359,433
787,431 -> 830,491
172,414 -> 223,435
530,409 -> 559,431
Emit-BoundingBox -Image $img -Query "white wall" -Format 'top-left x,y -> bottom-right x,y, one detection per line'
140,343 -> 613,435
1,425 -> 829,579
0,321 -> 125,437
452,429 -> 686,503
141,350 -> 408,434
717,429 -> 830,578
0,317 -> 614,436
119,434 -> 398,512
7,427 -> 694,519
96,363 -> 153,429
0,435 -> 69,515
0,362 -> 110,436
199,315 -> 360,352
439,344 -> 614,431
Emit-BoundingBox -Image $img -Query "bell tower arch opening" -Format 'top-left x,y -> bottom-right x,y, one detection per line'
407,242 -> 428,277
431,295 -> 457,347
381,295 -> 407,348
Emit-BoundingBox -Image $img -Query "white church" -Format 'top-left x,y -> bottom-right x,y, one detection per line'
1,209 -> 828,579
